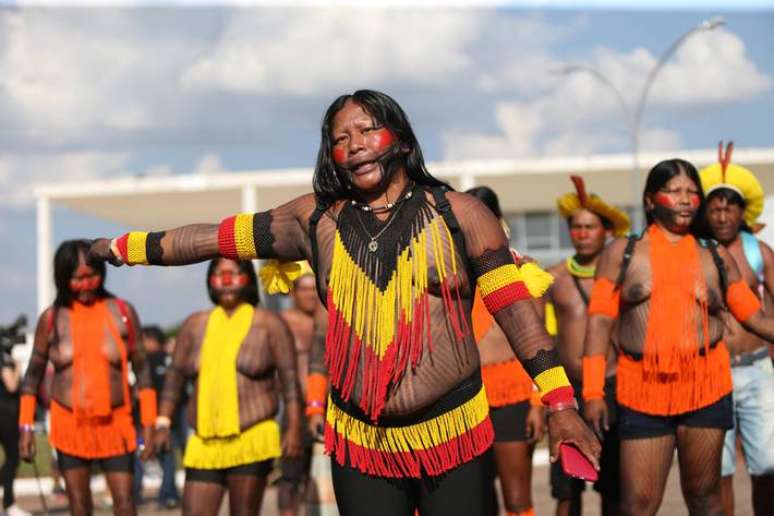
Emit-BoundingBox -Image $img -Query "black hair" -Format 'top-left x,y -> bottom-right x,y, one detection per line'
206,258 -> 260,307
706,187 -> 752,233
53,239 -> 111,308
141,325 -> 166,345
466,186 -> 502,219
313,89 -> 449,204
643,158 -> 705,235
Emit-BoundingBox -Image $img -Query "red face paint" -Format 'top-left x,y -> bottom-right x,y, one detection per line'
70,275 -> 102,293
689,194 -> 700,208
654,193 -> 678,208
210,271 -> 249,289
570,229 -> 590,240
371,128 -> 395,153
332,146 -> 346,165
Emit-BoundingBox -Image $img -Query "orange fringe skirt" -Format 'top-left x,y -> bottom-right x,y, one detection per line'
481,360 -> 534,408
49,401 -> 137,459
617,343 -> 733,416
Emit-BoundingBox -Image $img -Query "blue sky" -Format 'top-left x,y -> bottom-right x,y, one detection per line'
0,5 -> 772,329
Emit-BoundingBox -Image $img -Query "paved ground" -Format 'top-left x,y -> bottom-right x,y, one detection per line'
15,455 -> 754,515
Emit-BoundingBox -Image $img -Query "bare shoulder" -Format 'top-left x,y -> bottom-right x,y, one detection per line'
443,190 -> 489,216
180,310 -> 211,332
282,193 -> 319,226
547,261 -> 567,278
254,307 -> 291,333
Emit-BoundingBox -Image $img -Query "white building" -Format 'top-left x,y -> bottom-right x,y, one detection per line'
35,146 -> 774,314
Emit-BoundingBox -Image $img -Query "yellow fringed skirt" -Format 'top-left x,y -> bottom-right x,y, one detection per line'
183,418 -> 281,469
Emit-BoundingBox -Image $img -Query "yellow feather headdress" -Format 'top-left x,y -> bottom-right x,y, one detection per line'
556,176 -> 631,237
699,141 -> 764,230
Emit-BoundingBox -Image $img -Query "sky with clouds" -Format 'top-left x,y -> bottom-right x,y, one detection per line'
0,3 -> 772,329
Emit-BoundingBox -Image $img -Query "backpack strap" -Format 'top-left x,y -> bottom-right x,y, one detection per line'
114,298 -> 135,353
571,275 -> 590,306
741,231 -> 764,282
615,233 -> 642,290
430,186 -> 476,283
700,239 -> 729,300
308,200 -> 331,306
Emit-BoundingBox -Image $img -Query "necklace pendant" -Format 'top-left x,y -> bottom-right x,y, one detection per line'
368,240 -> 379,253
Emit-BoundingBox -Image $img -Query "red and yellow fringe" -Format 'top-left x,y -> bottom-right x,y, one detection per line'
326,214 -> 468,421
324,387 -> 493,478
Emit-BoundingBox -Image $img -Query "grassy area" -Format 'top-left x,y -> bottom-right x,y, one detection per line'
0,433 -> 55,479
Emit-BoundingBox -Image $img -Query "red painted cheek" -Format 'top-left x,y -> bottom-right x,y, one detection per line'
332,147 -> 346,165
570,229 -> 589,240
70,276 -> 102,292
654,193 -> 678,208
689,194 -> 700,208
371,128 -> 395,153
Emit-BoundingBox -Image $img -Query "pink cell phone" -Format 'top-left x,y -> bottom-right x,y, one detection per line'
560,443 -> 598,482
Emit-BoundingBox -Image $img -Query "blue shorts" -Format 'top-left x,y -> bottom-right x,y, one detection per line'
722,353 -> 774,477
619,394 -> 733,440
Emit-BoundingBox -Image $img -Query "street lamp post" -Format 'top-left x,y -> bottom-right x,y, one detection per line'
558,16 -> 724,232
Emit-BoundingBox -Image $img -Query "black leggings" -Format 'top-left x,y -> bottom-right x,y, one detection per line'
331,449 -> 495,516
0,404 -> 19,509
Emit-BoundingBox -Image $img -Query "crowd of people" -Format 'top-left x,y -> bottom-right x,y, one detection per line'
4,90 -> 772,515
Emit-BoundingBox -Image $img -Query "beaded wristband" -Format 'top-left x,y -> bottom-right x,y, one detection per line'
546,398 -> 579,416
19,424 -> 35,433
154,416 -> 171,430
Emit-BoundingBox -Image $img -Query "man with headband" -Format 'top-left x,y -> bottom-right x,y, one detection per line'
547,176 -> 629,516
90,89 -> 599,515
701,142 -> 774,516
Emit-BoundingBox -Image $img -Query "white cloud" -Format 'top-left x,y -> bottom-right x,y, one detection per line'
180,9 -> 480,95
649,28 -> 772,105
0,9 -> 203,142
443,27 -> 771,159
0,151 -> 132,206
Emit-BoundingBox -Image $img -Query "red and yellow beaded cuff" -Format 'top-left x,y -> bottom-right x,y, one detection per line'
533,366 -> 574,406
218,213 -> 258,260
473,248 -> 531,314
115,232 -> 150,265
